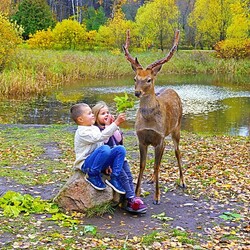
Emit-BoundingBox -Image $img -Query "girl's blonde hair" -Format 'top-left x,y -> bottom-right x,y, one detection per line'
92,101 -> 108,126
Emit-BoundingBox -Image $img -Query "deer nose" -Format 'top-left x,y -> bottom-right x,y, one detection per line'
135,91 -> 141,98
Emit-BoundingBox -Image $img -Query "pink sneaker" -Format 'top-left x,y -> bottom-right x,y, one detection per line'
125,197 -> 147,214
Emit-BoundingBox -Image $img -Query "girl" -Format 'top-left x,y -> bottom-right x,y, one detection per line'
92,101 -> 147,214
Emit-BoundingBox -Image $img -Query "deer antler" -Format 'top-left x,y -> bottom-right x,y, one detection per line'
123,30 -> 142,69
146,30 -> 180,70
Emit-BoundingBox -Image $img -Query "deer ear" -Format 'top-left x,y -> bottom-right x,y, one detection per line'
131,64 -> 137,72
131,57 -> 141,72
152,64 -> 162,76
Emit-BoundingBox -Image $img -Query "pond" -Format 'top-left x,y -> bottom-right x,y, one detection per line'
0,74 -> 249,136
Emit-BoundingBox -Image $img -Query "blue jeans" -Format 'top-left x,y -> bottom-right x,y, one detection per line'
82,145 -> 126,177
119,160 -> 135,199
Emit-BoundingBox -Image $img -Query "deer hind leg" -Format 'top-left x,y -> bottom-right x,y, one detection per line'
172,129 -> 186,188
135,144 -> 148,197
153,142 -> 165,205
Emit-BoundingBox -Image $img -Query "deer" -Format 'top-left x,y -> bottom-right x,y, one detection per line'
123,30 -> 185,204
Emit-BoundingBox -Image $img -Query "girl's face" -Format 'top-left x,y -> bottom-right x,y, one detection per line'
97,106 -> 110,126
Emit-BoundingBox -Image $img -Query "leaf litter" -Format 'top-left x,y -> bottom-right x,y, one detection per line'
0,125 -> 249,249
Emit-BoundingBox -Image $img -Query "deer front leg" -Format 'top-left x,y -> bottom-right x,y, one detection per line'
135,144 -> 148,197
172,129 -> 186,188
153,142 -> 165,205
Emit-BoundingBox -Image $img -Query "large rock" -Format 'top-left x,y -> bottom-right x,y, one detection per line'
54,170 -> 120,212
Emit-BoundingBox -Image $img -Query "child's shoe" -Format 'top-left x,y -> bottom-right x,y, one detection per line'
105,176 -> 126,194
125,197 -> 147,214
85,174 -> 106,191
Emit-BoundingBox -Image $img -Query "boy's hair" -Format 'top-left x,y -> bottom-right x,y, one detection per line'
70,103 -> 89,122
92,101 -> 108,125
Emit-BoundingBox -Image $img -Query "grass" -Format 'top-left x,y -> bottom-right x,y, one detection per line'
0,48 -> 249,98
85,202 -> 115,217
0,125 -> 249,249
141,231 -> 159,245
172,229 -> 196,245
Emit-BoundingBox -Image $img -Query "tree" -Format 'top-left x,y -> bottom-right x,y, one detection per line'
188,0 -> 237,49
135,0 -> 179,51
97,9 -> 135,50
226,0 -> 249,39
84,6 -> 107,31
213,0 -> 250,59
11,0 -> 56,39
0,13 -> 22,70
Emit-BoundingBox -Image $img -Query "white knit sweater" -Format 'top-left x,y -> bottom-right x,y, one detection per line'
73,123 -> 118,170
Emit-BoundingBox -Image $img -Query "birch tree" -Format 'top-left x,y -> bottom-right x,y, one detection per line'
135,0 -> 179,51
189,0 -> 249,48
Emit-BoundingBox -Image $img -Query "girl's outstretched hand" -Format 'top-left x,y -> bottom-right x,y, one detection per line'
114,113 -> 126,126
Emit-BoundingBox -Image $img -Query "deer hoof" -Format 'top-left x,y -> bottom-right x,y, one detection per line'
179,183 -> 186,189
153,200 -> 160,205
147,179 -> 154,184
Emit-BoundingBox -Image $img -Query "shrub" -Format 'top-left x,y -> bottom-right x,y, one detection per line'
214,39 -> 250,59
0,14 -> 22,70
85,30 -> 98,50
52,19 -> 87,50
27,28 -> 54,49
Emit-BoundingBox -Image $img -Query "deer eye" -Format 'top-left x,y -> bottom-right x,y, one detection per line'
147,78 -> 151,83
134,78 -> 137,82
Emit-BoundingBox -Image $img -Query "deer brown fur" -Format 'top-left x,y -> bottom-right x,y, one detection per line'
123,30 -> 185,204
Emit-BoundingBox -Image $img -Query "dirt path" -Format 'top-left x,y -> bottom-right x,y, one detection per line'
0,125 -> 249,249
0,174 -> 243,241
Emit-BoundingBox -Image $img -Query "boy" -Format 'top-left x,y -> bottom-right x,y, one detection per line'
70,103 -> 126,194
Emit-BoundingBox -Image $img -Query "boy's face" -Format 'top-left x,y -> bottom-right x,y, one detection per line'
77,106 -> 95,126
97,106 -> 110,125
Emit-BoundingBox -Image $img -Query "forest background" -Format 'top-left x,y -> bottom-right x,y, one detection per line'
0,0 -> 249,97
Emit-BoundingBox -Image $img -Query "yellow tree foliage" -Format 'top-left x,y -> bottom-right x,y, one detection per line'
188,0 -> 232,48
189,0 -> 249,49
52,19 -> 87,50
97,9 -> 135,50
0,14 -> 22,70
135,0 -> 179,51
28,28 -> 54,49
226,1 -> 249,39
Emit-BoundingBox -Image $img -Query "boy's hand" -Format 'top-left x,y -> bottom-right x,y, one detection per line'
114,113 -> 126,126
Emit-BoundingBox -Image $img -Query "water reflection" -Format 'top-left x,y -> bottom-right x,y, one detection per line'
0,74 -> 249,136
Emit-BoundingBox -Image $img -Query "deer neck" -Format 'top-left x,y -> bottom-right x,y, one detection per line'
139,93 -> 160,120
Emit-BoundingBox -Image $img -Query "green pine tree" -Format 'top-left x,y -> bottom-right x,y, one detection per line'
85,6 -> 107,31
11,0 -> 56,40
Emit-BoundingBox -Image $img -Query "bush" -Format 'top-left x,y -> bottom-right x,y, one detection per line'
0,14 -> 22,70
214,39 -> 250,59
52,19 -> 87,50
27,28 -> 54,49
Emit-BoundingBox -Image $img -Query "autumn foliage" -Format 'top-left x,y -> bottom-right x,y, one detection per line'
0,14 -> 22,70
28,20 -> 87,50
214,39 -> 250,59
28,28 -> 54,49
